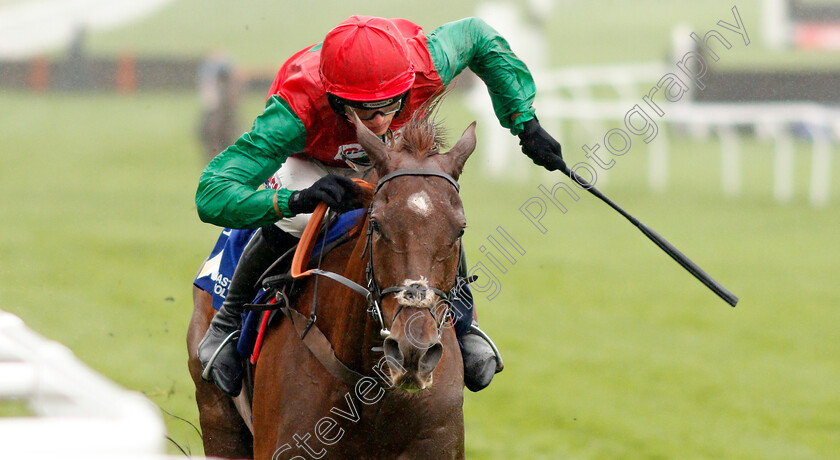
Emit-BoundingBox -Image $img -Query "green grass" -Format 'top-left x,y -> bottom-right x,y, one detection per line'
0,90 -> 218,455
0,399 -> 33,417
458,172 -> 840,459
1,89 -> 839,459
448,93 -> 840,458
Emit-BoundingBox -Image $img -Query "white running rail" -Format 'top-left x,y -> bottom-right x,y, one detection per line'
0,309 -> 168,459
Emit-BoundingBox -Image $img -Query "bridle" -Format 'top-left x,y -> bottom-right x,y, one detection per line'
255,168 -> 476,388
290,168 -> 474,342
363,169 -> 474,341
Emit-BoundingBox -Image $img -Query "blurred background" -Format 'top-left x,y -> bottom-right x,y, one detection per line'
1,0 -> 838,458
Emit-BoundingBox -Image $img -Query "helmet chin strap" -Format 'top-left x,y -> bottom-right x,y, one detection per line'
340,128 -> 394,172
378,129 -> 394,143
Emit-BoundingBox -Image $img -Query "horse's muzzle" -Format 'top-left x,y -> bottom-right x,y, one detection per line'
383,336 -> 443,391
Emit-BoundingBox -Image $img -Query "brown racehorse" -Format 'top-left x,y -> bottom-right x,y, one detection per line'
189,109 -> 477,459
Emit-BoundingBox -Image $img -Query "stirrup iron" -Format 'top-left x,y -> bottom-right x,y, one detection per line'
200,330 -> 241,381
469,324 -> 504,373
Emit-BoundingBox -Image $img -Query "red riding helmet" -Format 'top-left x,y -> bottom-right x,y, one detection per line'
320,16 -> 415,102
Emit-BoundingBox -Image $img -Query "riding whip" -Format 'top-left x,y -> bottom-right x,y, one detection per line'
560,165 -> 739,307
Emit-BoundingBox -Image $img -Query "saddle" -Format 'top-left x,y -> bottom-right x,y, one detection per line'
237,207 -> 368,364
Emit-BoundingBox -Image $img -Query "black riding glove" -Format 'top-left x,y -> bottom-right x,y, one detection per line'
288,174 -> 363,215
518,117 -> 566,171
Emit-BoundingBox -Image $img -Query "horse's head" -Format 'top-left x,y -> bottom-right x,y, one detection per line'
354,109 -> 476,392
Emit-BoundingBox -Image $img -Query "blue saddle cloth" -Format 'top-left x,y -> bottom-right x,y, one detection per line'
193,209 -> 367,357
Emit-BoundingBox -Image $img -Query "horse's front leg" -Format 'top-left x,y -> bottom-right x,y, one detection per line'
188,286 -> 253,459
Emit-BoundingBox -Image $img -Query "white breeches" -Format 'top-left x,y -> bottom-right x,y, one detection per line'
271,155 -> 363,238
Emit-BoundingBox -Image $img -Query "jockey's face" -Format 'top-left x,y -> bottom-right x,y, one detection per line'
363,112 -> 397,136
344,99 -> 402,136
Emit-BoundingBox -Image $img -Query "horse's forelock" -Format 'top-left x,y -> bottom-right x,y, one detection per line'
395,93 -> 448,160
396,112 -> 447,159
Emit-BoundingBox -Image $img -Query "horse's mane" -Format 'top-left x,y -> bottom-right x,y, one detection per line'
395,91 -> 449,159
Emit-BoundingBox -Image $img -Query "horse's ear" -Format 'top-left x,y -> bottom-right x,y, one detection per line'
352,113 -> 391,174
441,121 -> 477,180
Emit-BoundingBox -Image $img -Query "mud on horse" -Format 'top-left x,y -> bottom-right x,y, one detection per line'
189,110 -> 480,459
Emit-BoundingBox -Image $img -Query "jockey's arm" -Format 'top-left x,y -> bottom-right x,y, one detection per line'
195,95 -> 306,229
425,17 -> 537,135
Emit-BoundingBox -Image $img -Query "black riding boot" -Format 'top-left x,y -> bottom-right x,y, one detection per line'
197,225 -> 297,396
452,247 -> 504,392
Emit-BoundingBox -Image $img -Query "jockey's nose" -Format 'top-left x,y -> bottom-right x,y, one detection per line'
362,113 -> 391,136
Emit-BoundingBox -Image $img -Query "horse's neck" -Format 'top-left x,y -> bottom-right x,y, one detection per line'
315,220 -> 379,371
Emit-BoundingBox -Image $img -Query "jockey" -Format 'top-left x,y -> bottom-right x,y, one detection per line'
195,15 -> 565,397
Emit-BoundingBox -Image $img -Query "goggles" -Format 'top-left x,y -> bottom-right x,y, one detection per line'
344,99 -> 403,121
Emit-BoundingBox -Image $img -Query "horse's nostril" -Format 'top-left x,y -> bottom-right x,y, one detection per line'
383,337 -> 404,368
418,341 -> 443,375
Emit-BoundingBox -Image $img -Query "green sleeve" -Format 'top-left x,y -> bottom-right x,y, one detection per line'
426,17 -> 536,135
195,95 -> 306,229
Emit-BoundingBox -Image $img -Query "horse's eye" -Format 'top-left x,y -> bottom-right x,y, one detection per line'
457,228 -> 465,238
370,220 -> 381,235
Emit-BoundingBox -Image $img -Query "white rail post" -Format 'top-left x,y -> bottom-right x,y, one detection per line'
762,0 -> 791,50
0,310 -> 167,458
472,1 -> 549,181
773,123 -> 795,203
718,125 -> 742,197
808,125 -> 832,207
648,125 -> 669,192
568,73 -> 606,147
